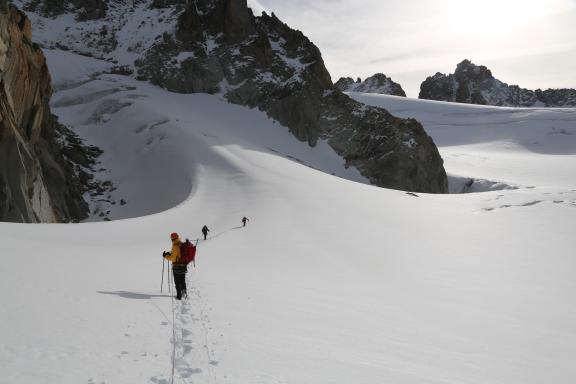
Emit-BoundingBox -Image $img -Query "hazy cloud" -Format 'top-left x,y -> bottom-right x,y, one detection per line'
256,0 -> 576,97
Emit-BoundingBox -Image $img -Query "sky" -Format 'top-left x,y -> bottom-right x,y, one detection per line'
247,0 -> 576,97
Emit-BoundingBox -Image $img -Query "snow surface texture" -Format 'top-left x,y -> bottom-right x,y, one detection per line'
349,92 -> 576,192
43,50 -> 366,221
1,53 -> 576,384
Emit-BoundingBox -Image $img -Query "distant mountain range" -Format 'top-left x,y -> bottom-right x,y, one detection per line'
419,60 -> 576,107
336,60 -> 576,108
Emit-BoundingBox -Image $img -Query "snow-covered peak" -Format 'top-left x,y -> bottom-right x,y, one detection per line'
335,73 -> 406,97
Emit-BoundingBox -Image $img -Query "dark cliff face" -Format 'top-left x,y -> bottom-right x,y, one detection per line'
0,4 -> 97,222
420,59 -> 576,107
335,74 -> 407,97
136,0 -> 447,193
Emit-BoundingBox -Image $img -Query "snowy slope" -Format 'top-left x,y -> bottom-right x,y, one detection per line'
44,50 -> 367,221
1,52 -> 576,384
349,92 -> 576,192
11,0 -> 180,67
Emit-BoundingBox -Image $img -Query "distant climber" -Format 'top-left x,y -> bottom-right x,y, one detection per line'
163,232 -> 188,300
201,225 -> 210,240
242,216 -> 249,227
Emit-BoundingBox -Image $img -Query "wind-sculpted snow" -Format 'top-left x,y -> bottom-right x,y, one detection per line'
46,50 -> 368,220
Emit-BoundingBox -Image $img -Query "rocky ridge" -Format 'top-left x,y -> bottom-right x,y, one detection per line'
0,3 -> 100,222
136,0 -> 447,193
335,74 -> 406,97
14,0 -> 448,193
420,59 -> 576,107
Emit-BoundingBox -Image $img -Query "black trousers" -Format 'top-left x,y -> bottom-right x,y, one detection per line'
172,265 -> 187,299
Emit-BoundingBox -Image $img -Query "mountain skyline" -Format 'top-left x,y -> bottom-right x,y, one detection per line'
1,2 -> 575,383
248,0 -> 576,97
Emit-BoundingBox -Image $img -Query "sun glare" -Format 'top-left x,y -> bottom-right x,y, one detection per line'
443,0 -> 573,36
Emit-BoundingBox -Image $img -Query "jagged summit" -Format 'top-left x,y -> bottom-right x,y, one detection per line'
136,0 -> 447,192
335,74 -> 406,97
11,0 -> 449,194
420,59 -> 576,107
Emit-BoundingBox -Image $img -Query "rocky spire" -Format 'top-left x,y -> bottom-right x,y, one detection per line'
420,59 -> 576,107
223,0 -> 257,43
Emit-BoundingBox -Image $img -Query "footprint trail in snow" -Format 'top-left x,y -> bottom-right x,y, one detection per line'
172,282 -> 220,384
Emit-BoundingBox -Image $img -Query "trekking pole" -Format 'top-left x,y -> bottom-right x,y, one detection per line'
167,263 -> 172,293
161,256 -> 165,293
194,239 -> 199,268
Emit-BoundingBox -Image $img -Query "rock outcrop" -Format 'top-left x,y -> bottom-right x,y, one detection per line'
335,74 -> 406,97
15,0 -> 448,193
0,4 -> 98,222
136,0 -> 447,193
420,59 -> 576,107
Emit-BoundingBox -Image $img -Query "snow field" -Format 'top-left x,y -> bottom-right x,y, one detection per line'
1,52 -> 576,384
348,92 -> 576,189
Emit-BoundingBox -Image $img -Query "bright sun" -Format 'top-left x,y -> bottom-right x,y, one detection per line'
443,0 -> 572,37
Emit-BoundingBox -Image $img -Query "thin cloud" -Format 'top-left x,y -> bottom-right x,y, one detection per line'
247,0 -> 267,15
256,0 -> 576,97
